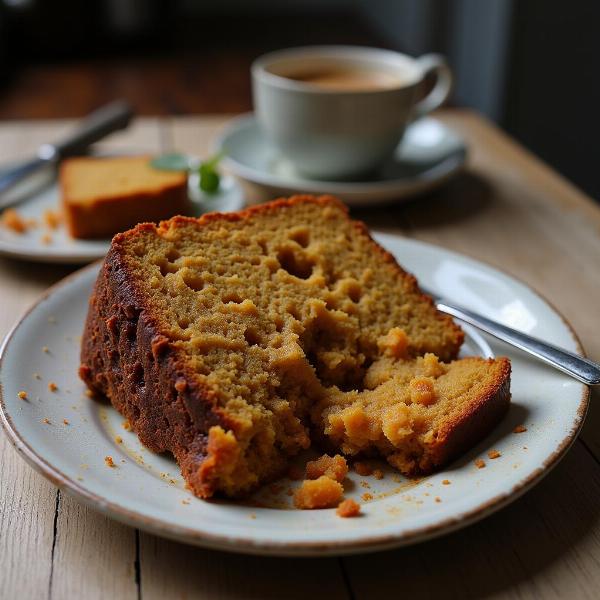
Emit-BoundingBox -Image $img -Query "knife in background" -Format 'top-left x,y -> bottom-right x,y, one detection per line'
0,100 -> 134,210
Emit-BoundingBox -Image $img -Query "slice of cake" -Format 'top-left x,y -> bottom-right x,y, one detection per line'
60,156 -> 190,239
79,195 -> 510,498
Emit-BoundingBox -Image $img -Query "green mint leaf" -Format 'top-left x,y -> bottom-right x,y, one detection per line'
198,152 -> 224,194
150,153 -> 189,172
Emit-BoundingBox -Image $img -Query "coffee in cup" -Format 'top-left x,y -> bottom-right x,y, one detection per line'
252,46 -> 453,180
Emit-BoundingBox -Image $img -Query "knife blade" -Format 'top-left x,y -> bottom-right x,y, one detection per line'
0,100 -> 133,209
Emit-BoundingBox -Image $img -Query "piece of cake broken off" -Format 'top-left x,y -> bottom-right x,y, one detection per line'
79,195 -> 510,499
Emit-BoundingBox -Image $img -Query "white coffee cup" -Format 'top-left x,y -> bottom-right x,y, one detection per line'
252,46 -> 453,180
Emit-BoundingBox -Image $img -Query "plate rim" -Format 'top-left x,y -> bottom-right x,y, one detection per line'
215,112 -> 468,202
0,239 -> 590,556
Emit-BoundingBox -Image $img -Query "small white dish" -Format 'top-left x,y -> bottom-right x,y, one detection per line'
0,234 -> 588,556
217,114 -> 467,207
0,160 -> 245,264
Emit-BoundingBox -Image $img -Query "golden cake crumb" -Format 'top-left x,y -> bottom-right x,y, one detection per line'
435,496 -> 441,503
122,420 -> 131,430
293,476 -> 344,509
377,327 -> 408,358
63,419 -> 70,425
336,498 -> 361,518
48,382 -> 58,392
513,425 -> 527,433
42,346 -> 49,353
306,454 -> 348,482
360,481 -> 371,489
475,459 -> 486,469
43,209 -> 61,229
33,372 -> 41,379
488,450 -> 501,459
361,492 -> 373,501
181,499 -> 190,505
353,461 -> 374,476
104,456 -> 116,468
17,390 -> 27,400
84,389 -> 94,398
442,479 -> 451,485
115,435 -> 123,444
42,418 -> 51,424
1,209 -> 28,233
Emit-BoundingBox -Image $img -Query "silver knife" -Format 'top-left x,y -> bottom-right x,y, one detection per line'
422,285 -> 600,385
0,100 -> 133,209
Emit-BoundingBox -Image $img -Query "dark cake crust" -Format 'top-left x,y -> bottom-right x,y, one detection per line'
79,243 -> 238,498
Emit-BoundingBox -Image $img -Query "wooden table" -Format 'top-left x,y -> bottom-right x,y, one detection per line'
1,110 -> 599,599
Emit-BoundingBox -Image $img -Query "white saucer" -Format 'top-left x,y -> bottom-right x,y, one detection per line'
0,160 -> 245,264
0,234 -> 587,556
216,114 -> 467,207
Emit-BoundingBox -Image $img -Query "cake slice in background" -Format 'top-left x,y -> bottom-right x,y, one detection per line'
61,156 -> 190,239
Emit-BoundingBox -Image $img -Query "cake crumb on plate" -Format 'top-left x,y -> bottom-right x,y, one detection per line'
336,499 -> 361,518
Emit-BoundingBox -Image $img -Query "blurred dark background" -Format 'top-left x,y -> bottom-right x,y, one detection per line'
0,0 -> 598,199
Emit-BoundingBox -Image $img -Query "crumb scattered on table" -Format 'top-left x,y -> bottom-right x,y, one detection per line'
475,459 -> 486,469
122,420 -> 131,431
17,390 -> 28,400
48,382 -> 58,392
115,435 -> 123,444
63,419 -> 69,425
84,389 -> 94,398
33,373 -> 41,380
442,479 -> 451,485
104,456 -> 116,468
373,469 -> 384,480
336,499 -> 361,518
42,418 -> 51,424
435,496 -> 441,503
513,425 -> 527,433
361,492 -> 373,501
42,346 -> 50,353
488,450 -> 501,459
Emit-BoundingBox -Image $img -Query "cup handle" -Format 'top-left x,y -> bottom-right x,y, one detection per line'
413,54 -> 453,119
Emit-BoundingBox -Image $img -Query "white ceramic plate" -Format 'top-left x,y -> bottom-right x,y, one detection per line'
0,161 -> 245,264
0,234 -> 588,556
216,114 -> 467,207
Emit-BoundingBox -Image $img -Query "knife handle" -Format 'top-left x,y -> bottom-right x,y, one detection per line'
41,100 -> 134,160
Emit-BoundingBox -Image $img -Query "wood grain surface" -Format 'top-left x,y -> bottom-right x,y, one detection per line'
1,110 -> 599,599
